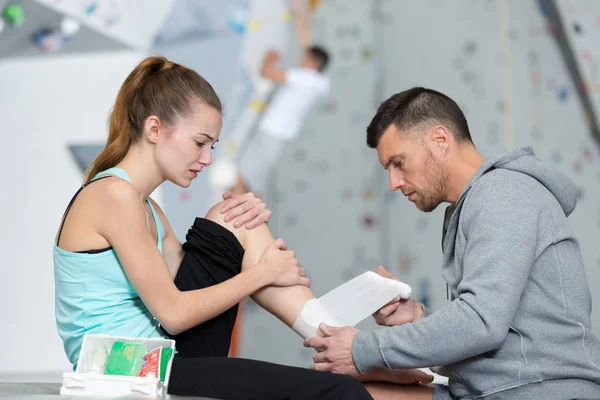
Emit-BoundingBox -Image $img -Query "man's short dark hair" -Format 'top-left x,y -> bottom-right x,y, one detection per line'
308,45 -> 329,72
366,87 -> 473,148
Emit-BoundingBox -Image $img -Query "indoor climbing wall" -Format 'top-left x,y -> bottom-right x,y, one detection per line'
239,0 -> 290,79
550,0 -> 600,332
238,0 -> 382,367
207,0 -> 293,204
376,0 -> 600,345
33,0 -> 175,49
379,0 -> 600,342
159,0 -> 296,226
238,0 -> 600,367
554,0 -> 600,147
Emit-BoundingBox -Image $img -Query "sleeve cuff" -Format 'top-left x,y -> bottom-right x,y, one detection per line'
352,330 -> 389,374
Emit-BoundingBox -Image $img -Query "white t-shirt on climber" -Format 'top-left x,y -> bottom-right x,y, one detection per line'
259,68 -> 330,141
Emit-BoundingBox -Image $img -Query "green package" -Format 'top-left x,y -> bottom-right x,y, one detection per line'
105,341 -> 146,376
159,347 -> 173,382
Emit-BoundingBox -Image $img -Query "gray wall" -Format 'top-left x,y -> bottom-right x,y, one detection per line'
235,0 -> 600,367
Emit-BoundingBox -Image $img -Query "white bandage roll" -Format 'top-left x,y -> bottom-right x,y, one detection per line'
292,272 -> 413,339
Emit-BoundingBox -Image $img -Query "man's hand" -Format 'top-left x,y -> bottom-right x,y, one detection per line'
264,49 -> 281,64
373,266 -> 423,326
261,50 -> 286,83
220,191 -> 272,229
303,323 -> 360,376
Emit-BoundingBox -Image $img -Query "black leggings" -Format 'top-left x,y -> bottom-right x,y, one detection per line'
165,218 -> 372,400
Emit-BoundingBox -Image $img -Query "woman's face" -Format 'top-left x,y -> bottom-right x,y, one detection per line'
155,102 -> 222,188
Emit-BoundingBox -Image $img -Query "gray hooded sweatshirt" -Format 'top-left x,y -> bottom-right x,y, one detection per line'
352,147 -> 600,399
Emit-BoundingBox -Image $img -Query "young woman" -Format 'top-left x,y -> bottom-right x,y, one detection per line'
53,55 -> 372,399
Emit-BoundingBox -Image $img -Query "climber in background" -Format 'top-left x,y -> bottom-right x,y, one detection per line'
232,0 -> 331,196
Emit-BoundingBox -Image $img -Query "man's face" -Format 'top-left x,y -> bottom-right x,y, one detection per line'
376,125 -> 449,212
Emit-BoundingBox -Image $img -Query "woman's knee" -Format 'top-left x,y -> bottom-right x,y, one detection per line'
204,201 -> 271,248
204,201 -> 244,241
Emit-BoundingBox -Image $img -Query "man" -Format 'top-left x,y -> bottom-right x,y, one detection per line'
305,87 -> 600,399
233,0 -> 330,195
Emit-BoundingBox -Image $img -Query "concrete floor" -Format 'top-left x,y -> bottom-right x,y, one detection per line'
0,382 -> 215,399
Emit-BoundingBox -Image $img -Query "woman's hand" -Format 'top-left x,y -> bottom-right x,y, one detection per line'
258,239 -> 310,288
220,191 -> 272,229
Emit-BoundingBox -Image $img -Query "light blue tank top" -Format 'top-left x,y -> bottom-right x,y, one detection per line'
54,168 -> 167,367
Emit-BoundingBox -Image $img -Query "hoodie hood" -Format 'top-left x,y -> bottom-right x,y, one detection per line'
463,146 -> 578,216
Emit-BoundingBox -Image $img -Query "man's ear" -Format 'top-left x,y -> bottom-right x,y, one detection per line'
430,126 -> 450,155
144,116 -> 161,144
